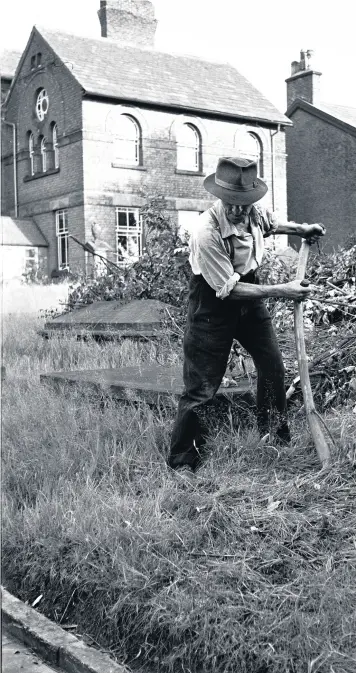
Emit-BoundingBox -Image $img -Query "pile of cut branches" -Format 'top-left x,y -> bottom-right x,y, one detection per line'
229,245 -> 356,412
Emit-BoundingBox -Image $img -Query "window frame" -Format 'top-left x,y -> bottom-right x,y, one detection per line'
24,247 -> 38,273
52,123 -> 59,169
114,114 -> 141,166
234,129 -> 264,178
115,207 -> 142,266
176,123 -> 201,172
55,209 -> 69,270
28,132 -> 35,176
40,136 -> 47,172
36,88 -> 49,122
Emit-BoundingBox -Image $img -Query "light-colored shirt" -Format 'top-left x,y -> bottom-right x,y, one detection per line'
189,200 -> 277,299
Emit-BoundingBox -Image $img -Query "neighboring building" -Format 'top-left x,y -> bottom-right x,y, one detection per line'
0,216 -> 48,281
285,49 -> 356,251
1,0 -> 291,278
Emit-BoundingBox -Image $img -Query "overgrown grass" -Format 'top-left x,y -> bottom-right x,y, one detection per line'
2,313 -> 356,673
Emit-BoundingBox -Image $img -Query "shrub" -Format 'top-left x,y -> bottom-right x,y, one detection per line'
68,195 -> 191,312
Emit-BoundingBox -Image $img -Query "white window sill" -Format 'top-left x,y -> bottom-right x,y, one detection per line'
111,163 -> 146,171
175,169 -> 205,176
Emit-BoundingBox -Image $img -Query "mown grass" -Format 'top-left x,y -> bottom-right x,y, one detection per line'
2,313 -> 356,673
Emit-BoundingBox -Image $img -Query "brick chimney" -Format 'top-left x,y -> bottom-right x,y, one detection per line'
286,49 -> 322,108
98,0 -> 157,48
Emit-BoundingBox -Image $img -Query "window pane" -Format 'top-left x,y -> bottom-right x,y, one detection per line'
56,210 -> 68,234
177,124 -> 199,170
128,212 -> 137,228
115,115 -> 139,164
119,115 -> 138,140
117,234 -> 140,263
235,131 -> 261,164
118,211 -> 127,229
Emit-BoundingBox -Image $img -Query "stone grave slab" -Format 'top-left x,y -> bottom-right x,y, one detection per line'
40,363 -> 254,409
41,299 -> 176,339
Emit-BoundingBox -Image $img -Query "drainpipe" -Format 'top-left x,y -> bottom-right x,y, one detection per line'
2,119 -> 18,218
270,123 -> 280,212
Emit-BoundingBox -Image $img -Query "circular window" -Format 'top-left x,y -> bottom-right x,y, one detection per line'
36,89 -> 49,121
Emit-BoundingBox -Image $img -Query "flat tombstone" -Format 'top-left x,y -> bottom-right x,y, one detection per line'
42,299 -> 176,339
40,363 -> 255,412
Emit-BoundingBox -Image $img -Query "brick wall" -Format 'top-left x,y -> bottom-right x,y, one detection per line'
82,100 -> 288,242
2,31 -> 86,275
286,71 -> 321,108
286,107 -> 356,251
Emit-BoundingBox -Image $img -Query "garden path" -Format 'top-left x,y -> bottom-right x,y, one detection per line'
2,629 -> 62,672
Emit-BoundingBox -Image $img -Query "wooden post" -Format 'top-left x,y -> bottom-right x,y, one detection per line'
294,240 -> 331,468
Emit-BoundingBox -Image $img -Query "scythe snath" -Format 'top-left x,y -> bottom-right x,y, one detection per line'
294,240 -> 331,468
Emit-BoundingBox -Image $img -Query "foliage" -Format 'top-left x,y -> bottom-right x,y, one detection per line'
271,245 -> 356,332
68,195 -> 191,312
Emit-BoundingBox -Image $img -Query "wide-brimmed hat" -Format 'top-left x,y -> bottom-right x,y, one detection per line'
204,157 -> 268,205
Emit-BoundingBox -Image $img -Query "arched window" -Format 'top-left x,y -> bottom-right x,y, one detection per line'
52,123 -> 59,168
177,123 -> 201,171
28,132 -> 34,176
40,136 -> 47,172
234,130 -> 263,177
114,115 -> 141,165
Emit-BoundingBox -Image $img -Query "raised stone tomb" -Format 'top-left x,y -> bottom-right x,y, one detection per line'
42,299 -> 176,339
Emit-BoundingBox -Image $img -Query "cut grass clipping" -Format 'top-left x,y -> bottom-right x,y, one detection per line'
2,313 -> 356,673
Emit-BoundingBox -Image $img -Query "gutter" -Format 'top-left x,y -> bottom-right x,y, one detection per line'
82,91 -> 292,127
2,119 -> 18,218
270,124 -> 280,212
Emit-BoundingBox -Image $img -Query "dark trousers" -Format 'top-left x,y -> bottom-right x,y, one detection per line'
168,273 -> 289,470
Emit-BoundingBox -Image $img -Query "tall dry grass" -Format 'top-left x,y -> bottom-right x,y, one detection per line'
2,312 -> 356,673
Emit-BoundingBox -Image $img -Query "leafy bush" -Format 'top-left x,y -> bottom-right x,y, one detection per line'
68,195 -> 191,313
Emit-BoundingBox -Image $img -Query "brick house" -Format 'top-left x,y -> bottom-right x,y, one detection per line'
285,50 -> 356,252
1,0 -> 291,278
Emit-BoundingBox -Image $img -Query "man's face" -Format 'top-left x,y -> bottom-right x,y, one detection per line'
222,202 -> 252,225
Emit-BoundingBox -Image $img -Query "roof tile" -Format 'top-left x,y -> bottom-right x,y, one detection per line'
319,102 -> 356,129
37,26 -> 290,124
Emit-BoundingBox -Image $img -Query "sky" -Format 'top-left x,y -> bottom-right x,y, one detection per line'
1,0 -> 355,112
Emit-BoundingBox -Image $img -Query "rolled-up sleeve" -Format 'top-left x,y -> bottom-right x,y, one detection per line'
260,207 -> 279,237
191,227 -> 240,298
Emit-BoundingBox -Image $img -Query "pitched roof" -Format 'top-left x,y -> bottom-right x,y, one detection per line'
286,98 -> 356,137
35,26 -> 290,125
0,49 -> 22,79
1,217 -> 48,247
319,102 -> 356,129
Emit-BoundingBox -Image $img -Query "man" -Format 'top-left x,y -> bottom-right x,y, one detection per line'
168,157 -> 325,474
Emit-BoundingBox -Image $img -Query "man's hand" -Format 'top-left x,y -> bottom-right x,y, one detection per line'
301,223 -> 326,243
281,280 -> 317,301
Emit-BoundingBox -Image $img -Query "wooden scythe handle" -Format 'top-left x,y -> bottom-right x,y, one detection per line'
294,240 -> 331,468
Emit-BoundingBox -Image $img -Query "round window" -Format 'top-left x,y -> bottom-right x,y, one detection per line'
36,89 -> 49,121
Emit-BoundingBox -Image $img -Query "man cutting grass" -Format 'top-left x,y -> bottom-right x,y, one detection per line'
168,157 -> 325,475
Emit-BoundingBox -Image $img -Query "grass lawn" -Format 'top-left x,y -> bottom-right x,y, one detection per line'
2,312 -> 356,673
